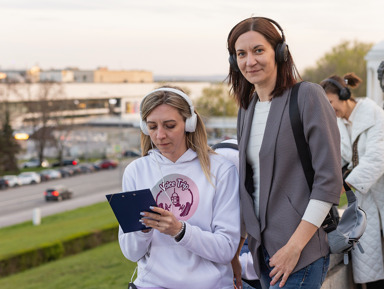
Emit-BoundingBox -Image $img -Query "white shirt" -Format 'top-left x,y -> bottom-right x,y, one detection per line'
246,100 -> 271,219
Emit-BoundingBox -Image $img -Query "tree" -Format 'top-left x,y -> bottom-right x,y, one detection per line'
0,105 -> 20,174
0,81 -> 22,174
22,81 -> 72,165
195,85 -> 237,118
301,40 -> 374,97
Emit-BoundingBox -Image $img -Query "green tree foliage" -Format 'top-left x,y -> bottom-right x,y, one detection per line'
301,40 -> 374,97
0,106 -> 20,174
195,85 -> 237,118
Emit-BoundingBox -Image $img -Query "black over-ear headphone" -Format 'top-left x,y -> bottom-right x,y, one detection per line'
323,78 -> 351,100
228,17 -> 289,72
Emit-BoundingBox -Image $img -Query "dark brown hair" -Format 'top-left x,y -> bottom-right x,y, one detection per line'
320,73 -> 362,100
226,17 -> 300,109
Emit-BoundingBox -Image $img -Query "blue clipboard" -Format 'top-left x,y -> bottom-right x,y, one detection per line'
106,189 -> 157,233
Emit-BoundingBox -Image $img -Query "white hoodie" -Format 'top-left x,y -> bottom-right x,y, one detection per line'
119,149 -> 240,289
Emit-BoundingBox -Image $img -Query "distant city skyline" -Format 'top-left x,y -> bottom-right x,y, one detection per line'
0,0 -> 383,76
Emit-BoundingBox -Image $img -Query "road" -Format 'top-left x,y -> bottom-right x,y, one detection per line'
0,161 -> 131,228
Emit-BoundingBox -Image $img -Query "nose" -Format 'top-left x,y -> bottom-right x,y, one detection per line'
156,126 -> 166,139
246,54 -> 257,66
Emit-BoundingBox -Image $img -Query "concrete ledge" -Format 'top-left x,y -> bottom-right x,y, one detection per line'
321,254 -> 356,289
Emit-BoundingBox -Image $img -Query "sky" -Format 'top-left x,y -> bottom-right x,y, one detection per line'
0,0 -> 383,77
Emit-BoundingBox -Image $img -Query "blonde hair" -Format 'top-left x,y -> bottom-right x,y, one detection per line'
140,86 -> 214,183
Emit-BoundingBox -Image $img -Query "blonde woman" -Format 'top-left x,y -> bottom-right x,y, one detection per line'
119,86 -> 240,289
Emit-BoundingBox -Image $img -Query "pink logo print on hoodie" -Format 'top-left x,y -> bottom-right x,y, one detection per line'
154,174 -> 199,221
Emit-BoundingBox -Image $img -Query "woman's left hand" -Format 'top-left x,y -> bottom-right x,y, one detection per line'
231,255 -> 243,289
140,206 -> 182,237
268,243 -> 301,288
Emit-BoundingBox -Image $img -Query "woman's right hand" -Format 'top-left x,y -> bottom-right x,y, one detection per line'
140,206 -> 183,237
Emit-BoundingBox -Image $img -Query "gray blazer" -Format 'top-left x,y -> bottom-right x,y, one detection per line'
237,82 -> 342,276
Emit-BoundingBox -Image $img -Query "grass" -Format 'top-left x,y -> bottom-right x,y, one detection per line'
0,188 -> 348,288
0,241 -> 136,289
0,202 -> 118,259
339,192 -> 347,208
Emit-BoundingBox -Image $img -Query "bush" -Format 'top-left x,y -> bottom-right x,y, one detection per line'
0,241 -> 64,276
0,225 -> 118,277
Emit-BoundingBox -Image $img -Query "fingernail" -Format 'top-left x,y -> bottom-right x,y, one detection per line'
139,219 -> 143,223
140,212 -> 145,216
149,206 -> 154,209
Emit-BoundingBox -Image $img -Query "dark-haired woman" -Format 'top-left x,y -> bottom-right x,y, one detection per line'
227,17 -> 342,289
321,73 -> 384,289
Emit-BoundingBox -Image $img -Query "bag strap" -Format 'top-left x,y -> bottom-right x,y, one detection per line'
289,82 -> 314,191
289,82 -> 342,233
352,135 -> 360,168
211,142 -> 238,151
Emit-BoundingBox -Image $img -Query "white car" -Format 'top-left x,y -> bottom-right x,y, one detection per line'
18,172 -> 41,185
40,169 -> 62,180
21,159 -> 49,169
3,175 -> 22,187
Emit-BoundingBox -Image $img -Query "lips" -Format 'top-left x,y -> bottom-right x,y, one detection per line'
247,69 -> 261,74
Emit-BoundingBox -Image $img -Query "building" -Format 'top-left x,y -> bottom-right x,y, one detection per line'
73,70 -> 94,83
39,70 -> 74,83
93,67 -> 153,83
365,40 -> 384,108
0,81 -> 216,129
0,66 -> 40,83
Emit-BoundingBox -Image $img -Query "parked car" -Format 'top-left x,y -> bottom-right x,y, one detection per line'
67,165 -> 82,175
20,158 -> 49,168
77,163 -> 95,174
3,175 -> 22,187
0,177 -> 9,190
44,185 -> 73,201
40,169 -> 62,180
18,172 -> 41,185
95,159 -> 118,169
56,167 -> 72,178
52,159 -> 79,167
123,150 -> 140,157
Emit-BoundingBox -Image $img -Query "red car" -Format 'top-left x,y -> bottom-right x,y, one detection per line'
95,159 -> 118,169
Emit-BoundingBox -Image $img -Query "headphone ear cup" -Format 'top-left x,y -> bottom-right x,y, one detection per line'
275,42 -> 288,63
339,87 -> 351,100
185,112 -> 197,132
228,54 -> 239,72
140,119 -> 149,135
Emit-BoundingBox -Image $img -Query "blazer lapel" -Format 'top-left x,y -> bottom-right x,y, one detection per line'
239,94 -> 260,240
259,90 -> 290,232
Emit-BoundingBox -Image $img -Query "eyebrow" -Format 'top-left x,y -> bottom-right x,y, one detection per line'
236,44 -> 263,53
146,120 -> 177,124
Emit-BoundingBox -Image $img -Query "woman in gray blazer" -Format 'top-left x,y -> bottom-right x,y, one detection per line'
227,17 -> 342,289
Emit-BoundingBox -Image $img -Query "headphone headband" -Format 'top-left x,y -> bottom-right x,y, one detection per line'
139,87 -> 197,135
323,78 -> 351,100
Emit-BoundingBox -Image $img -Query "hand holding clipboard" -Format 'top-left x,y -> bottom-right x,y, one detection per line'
106,189 -> 158,233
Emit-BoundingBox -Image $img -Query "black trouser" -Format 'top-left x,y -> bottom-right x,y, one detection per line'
366,279 -> 384,289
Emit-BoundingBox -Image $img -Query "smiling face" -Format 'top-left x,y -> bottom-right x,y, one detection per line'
234,30 -> 277,91
326,92 -> 355,119
146,104 -> 187,162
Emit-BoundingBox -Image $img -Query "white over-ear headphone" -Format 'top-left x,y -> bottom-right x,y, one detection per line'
139,87 -> 197,135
